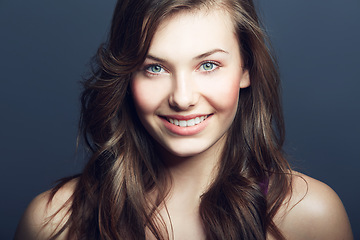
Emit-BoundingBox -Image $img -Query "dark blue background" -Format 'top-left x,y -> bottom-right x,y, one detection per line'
1,0 -> 359,239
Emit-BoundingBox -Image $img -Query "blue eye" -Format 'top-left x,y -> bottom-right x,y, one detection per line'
146,64 -> 164,74
200,62 -> 218,72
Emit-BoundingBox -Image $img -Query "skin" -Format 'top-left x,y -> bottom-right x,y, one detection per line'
131,9 -> 249,159
14,8 -> 353,240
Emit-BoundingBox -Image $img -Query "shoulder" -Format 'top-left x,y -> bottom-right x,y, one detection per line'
14,178 -> 78,240
275,172 -> 353,240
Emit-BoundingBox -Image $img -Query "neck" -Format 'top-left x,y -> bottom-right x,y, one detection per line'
157,135 -> 226,196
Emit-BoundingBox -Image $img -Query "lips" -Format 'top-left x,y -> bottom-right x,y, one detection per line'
167,115 -> 209,127
159,114 -> 212,136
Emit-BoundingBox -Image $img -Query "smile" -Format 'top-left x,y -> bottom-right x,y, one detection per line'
166,115 -> 209,127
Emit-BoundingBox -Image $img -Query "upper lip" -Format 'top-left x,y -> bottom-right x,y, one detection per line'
159,114 -> 211,120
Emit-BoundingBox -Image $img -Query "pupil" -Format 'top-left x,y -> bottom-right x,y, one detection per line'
204,63 -> 212,70
152,65 -> 161,72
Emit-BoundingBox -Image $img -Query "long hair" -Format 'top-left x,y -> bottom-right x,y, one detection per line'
48,0 -> 291,239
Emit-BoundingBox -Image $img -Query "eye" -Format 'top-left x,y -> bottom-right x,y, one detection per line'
145,64 -> 165,74
199,62 -> 219,72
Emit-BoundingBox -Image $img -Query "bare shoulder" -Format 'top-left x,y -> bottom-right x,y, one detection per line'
14,178 -> 78,240
275,172 -> 353,240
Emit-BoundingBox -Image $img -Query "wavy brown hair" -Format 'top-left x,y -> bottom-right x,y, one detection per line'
48,0 -> 292,239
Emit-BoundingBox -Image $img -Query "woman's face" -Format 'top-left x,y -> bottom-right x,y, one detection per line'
131,8 -> 250,158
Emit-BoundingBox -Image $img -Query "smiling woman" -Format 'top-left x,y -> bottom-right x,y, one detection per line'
131,9 -> 248,158
14,0 -> 353,240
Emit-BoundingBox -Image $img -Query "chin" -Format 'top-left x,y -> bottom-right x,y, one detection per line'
162,147 -> 201,158
169,150 -> 201,158
160,141 -> 220,159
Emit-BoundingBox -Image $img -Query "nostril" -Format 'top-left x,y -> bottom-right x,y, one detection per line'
169,91 -> 198,110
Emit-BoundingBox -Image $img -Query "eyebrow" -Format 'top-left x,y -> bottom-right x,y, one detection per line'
194,48 -> 229,60
146,48 -> 229,63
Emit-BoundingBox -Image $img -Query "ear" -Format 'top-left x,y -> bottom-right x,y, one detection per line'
239,69 -> 250,89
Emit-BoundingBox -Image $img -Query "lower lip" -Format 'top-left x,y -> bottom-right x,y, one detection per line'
160,115 -> 211,136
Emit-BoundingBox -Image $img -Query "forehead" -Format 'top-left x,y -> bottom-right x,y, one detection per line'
148,8 -> 238,59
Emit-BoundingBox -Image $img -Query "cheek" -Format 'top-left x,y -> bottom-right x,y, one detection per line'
131,80 -> 150,113
131,78 -> 165,115
207,74 -> 241,114
219,85 -> 240,115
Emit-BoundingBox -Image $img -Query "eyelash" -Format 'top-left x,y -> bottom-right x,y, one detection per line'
143,64 -> 167,76
143,61 -> 221,76
198,61 -> 220,73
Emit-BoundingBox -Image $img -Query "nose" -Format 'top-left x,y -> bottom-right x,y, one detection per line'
169,72 -> 199,110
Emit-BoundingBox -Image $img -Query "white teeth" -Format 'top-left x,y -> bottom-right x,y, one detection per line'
187,119 -> 195,127
194,117 -> 200,124
167,115 -> 208,127
179,120 -> 187,127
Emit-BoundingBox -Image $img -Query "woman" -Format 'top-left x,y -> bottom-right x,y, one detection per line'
15,0 -> 353,239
